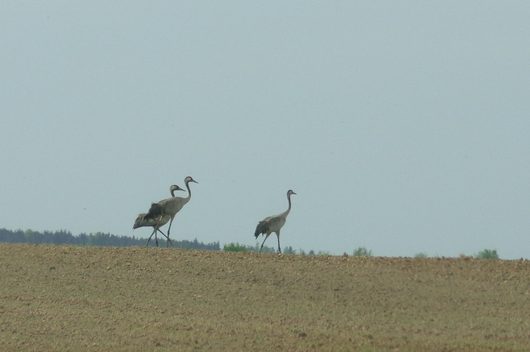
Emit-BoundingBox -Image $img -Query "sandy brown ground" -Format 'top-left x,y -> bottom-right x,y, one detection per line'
0,244 -> 529,351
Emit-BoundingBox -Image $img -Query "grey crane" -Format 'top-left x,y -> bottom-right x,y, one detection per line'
254,189 -> 296,253
133,184 -> 184,247
144,176 -> 198,241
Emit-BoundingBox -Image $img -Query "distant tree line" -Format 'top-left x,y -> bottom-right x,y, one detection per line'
0,228 -> 220,251
1,228 -> 501,259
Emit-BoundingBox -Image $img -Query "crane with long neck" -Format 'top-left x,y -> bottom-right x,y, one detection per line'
254,189 -> 296,253
145,176 -> 198,240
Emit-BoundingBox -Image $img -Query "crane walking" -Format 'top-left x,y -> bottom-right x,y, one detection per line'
144,176 -> 198,241
254,189 -> 296,253
133,184 -> 184,247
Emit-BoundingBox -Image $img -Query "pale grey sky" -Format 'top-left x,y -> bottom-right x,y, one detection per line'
1,1 -> 529,258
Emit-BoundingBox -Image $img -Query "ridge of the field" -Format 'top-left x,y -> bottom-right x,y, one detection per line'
1,243 -> 529,351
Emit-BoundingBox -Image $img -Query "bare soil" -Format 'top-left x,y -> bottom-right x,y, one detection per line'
1,244 -> 529,351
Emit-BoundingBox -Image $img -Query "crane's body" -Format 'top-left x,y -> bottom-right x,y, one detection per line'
254,190 -> 296,253
148,196 -> 189,220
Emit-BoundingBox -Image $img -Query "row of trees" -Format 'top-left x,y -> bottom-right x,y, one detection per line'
0,228 -> 500,259
0,228 -> 370,256
0,228 -> 220,251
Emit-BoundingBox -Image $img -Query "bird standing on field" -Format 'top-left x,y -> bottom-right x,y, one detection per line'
254,189 -> 296,253
133,184 -> 184,247
144,176 -> 198,241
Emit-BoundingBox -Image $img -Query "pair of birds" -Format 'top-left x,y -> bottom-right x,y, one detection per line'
133,176 -> 198,247
134,176 -> 296,253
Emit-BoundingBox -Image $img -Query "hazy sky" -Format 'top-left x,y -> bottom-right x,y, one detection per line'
1,1 -> 529,258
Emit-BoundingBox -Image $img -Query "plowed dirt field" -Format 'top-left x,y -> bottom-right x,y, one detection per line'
1,244 -> 529,351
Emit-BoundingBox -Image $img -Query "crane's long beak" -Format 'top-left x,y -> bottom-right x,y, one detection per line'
192,180 -> 198,184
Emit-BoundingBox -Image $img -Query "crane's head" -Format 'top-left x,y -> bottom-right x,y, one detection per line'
170,184 -> 185,197
287,189 -> 296,196
185,176 -> 198,184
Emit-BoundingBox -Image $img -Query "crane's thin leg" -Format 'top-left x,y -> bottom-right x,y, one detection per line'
146,228 -> 157,247
259,234 -> 270,252
157,229 -> 172,247
167,218 -> 174,237
155,231 -> 159,247
276,233 -> 281,254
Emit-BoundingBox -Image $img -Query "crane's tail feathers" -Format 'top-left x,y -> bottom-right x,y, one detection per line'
133,214 -> 146,229
133,213 -> 162,229
145,203 -> 164,221
254,221 -> 269,238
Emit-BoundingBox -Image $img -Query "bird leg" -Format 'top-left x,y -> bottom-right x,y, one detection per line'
276,233 -> 281,254
146,228 -> 157,247
157,229 -> 172,247
259,234 -> 270,252
167,217 -> 174,238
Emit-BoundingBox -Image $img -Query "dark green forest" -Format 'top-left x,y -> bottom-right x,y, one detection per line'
0,228 -> 220,251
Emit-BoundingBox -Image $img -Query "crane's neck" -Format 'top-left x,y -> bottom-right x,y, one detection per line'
285,192 -> 293,215
171,189 -> 176,197
184,180 -> 193,201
